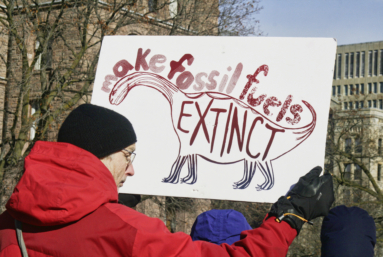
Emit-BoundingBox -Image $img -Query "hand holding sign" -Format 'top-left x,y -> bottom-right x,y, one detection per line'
268,166 -> 334,234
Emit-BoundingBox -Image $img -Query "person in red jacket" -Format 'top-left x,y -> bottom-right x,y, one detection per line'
0,104 -> 334,257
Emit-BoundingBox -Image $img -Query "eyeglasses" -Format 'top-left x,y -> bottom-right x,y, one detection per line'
121,149 -> 136,164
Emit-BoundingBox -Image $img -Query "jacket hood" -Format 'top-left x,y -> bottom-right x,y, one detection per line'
6,141 -> 118,226
190,209 -> 252,245
321,205 -> 376,257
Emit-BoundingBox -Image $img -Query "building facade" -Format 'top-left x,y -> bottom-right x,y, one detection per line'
332,41 -> 383,110
0,0 -> 219,231
330,40 -> 383,206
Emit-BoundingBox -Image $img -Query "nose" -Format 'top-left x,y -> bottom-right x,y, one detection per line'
126,164 -> 135,176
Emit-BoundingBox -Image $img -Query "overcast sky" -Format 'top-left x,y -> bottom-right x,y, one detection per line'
257,0 -> 383,45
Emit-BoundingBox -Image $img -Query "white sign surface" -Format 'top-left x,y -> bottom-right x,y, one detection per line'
91,36 -> 336,203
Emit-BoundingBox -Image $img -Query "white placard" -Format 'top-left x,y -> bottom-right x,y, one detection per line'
91,36 -> 336,203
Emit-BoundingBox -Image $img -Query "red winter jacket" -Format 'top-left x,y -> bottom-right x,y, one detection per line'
0,141 -> 296,257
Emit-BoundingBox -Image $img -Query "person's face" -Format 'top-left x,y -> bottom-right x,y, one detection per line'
101,143 -> 136,188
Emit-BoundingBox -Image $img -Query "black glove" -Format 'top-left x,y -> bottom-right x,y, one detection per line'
118,194 -> 141,208
268,166 -> 334,234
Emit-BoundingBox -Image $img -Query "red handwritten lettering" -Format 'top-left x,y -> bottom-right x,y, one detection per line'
102,75 -> 118,93
168,54 -> 194,80
263,96 -> 282,116
177,101 -> 193,133
263,124 -> 285,161
176,71 -> 194,90
220,103 -> 233,157
247,87 -> 267,107
226,63 -> 243,94
218,74 -> 229,92
149,54 -> 167,73
193,72 -> 207,91
206,70 -> 220,90
277,95 -> 293,122
135,48 -> 151,71
113,60 -> 134,77
239,65 -> 269,100
210,108 -> 227,153
227,107 -> 247,154
246,117 -> 263,159
190,99 -> 214,145
286,104 -> 303,125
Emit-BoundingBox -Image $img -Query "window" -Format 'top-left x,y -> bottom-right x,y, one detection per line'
349,101 -> 352,109
360,101 -> 364,108
344,163 -> 351,180
368,50 -> 372,76
356,52 -> 360,77
345,138 -> 352,153
380,49 -> 383,75
29,101 -> 39,140
355,138 -> 362,153
350,84 -> 353,95
361,83 -> 364,94
345,53 -> 349,78
379,139 -> 382,154
374,82 -> 378,93
34,39 -> 53,70
350,52 -> 354,78
361,51 -> 365,77
355,101 -> 359,109
169,0 -> 178,18
344,102 -> 348,110
378,164 -> 382,181
374,100 -> 377,108
380,99 -> 383,110
333,62 -> 336,79
34,41 -> 42,70
368,83 -> 372,94
337,54 -> 342,79
374,50 -> 378,76
354,165 -> 362,180
332,86 -> 336,96
368,100 -> 372,108
380,82 -> 383,93
344,85 -> 348,95
148,0 -> 158,12
355,84 -> 359,95
344,189 -> 351,202
45,40 -> 53,69
337,85 -> 341,95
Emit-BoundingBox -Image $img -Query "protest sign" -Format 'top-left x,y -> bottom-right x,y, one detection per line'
91,36 -> 336,202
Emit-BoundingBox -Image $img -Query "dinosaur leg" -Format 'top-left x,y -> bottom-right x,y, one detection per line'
162,155 -> 187,184
233,160 -> 256,189
256,160 -> 275,191
181,154 -> 198,184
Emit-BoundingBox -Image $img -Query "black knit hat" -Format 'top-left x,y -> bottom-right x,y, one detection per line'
58,104 -> 136,158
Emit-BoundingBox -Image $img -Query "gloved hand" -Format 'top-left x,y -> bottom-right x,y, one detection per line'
268,166 -> 334,234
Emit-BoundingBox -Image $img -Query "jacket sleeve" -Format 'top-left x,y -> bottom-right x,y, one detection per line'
131,214 -> 296,257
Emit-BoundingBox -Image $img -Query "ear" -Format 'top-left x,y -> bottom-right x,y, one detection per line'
100,153 -> 115,170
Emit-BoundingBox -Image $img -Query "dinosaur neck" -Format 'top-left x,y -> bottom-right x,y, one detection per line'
110,72 -> 179,106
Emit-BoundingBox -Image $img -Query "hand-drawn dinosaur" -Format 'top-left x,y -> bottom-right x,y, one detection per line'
109,72 -> 316,190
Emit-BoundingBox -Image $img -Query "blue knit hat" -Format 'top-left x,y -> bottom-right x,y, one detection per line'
321,205 -> 376,257
190,209 -> 252,245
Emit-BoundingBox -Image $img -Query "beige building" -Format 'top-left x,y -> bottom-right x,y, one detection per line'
330,40 -> 383,204
332,40 -> 383,110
